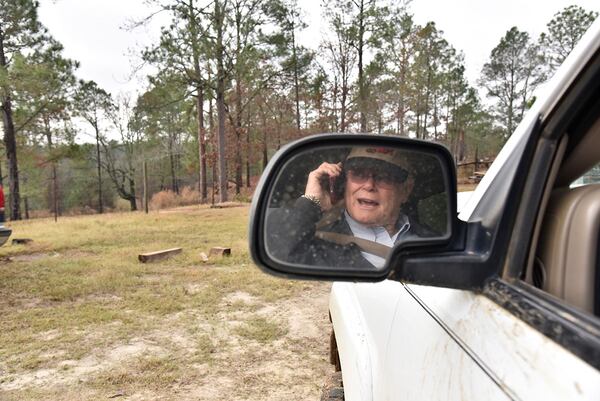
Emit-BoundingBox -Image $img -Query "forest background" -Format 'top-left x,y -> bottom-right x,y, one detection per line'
0,0 -> 598,220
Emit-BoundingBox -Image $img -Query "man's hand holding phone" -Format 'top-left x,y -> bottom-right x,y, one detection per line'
304,162 -> 342,211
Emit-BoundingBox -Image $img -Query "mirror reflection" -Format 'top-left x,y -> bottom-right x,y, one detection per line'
265,145 -> 449,270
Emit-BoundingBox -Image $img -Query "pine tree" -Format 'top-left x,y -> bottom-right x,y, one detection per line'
540,5 -> 598,71
479,27 -> 545,138
0,0 -> 47,219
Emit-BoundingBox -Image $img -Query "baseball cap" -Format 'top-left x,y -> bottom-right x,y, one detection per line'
345,146 -> 411,181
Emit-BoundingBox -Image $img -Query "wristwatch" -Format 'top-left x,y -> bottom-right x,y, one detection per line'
301,194 -> 321,208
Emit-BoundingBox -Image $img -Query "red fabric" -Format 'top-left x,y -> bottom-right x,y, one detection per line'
0,185 -> 4,209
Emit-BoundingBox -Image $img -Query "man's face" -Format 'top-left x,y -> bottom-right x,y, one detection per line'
344,165 -> 413,229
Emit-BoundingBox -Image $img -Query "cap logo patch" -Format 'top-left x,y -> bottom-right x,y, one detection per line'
365,148 -> 393,155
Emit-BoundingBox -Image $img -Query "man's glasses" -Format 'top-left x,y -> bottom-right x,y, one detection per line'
346,168 -> 407,189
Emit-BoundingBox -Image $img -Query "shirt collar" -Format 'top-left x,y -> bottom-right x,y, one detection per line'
344,211 -> 411,244
344,211 -> 411,268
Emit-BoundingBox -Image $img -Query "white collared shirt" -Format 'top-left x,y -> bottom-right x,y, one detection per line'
344,211 -> 411,268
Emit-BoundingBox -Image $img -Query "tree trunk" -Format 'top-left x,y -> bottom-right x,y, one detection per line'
23,196 -> 29,219
245,117 -> 251,187
211,156 -> 217,206
1,96 -> 20,220
357,0 -> 367,132
291,19 -> 301,131
340,84 -> 347,133
423,66 -> 432,140
262,129 -> 267,169
95,124 -> 103,213
457,129 -> 465,162
433,94 -> 439,140
0,32 -> 20,220
276,108 -> 282,150
215,0 -> 228,203
52,163 -> 58,221
44,118 -> 59,222
234,7 -> 243,195
196,86 -> 207,202
234,86 -> 243,194
332,76 -> 339,132
168,133 -> 178,194
128,178 -> 137,211
260,103 -> 268,169
217,78 -> 228,203
399,57 -> 407,136
208,82 -> 217,204
143,161 -> 148,213
189,1 -> 207,202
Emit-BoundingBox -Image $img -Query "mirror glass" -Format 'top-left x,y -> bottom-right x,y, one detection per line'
264,144 -> 450,271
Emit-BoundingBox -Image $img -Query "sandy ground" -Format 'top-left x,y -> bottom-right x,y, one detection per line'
0,282 -> 333,401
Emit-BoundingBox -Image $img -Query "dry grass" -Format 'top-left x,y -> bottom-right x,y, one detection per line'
149,186 -> 201,210
235,316 -> 289,344
0,205 -> 331,401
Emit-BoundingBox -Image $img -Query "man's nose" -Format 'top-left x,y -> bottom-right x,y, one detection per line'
363,175 -> 377,190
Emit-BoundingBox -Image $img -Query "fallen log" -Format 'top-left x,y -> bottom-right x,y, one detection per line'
209,247 -> 231,257
138,247 -> 182,263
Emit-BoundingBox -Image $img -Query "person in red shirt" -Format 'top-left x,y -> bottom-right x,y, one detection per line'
0,184 -> 5,223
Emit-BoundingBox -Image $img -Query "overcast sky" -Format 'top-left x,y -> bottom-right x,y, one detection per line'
38,0 -> 599,97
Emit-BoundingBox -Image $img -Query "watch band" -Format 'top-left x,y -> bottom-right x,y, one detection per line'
301,194 -> 322,208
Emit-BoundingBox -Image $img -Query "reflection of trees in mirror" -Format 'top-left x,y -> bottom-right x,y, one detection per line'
265,145 -> 449,270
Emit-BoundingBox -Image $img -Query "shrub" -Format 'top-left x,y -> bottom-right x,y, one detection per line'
149,190 -> 178,210
233,192 -> 253,203
28,209 -> 53,219
149,186 -> 201,210
179,186 -> 200,205
114,198 -> 132,212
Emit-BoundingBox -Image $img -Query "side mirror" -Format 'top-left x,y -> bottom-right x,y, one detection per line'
249,134 -> 457,281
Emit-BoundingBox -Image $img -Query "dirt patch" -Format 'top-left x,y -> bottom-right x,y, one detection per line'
84,294 -> 123,303
1,283 -> 333,400
38,330 -> 61,342
2,252 -> 60,263
1,340 -> 164,391
185,283 -> 332,401
223,291 -> 258,305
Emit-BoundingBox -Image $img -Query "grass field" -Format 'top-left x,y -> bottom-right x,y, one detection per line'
0,205 -> 331,400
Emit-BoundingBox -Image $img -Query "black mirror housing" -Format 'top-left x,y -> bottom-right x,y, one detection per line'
249,134 -> 458,282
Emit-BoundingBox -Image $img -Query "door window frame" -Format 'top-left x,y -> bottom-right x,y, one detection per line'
483,46 -> 600,370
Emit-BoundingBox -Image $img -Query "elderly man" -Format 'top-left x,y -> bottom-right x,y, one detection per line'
268,146 -> 432,269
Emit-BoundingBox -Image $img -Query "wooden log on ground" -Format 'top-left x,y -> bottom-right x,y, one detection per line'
138,247 -> 182,263
209,247 -> 231,257
12,238 -> 33,245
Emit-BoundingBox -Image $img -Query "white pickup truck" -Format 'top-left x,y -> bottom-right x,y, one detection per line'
250,17 -> 600,401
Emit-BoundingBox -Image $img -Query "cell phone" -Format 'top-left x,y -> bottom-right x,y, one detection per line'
318,164 -> 344,205
329,176 -> 338,204
329,171 -> 346,205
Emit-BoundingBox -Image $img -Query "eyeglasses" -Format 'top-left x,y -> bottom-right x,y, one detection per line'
346,168 -> 407,189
